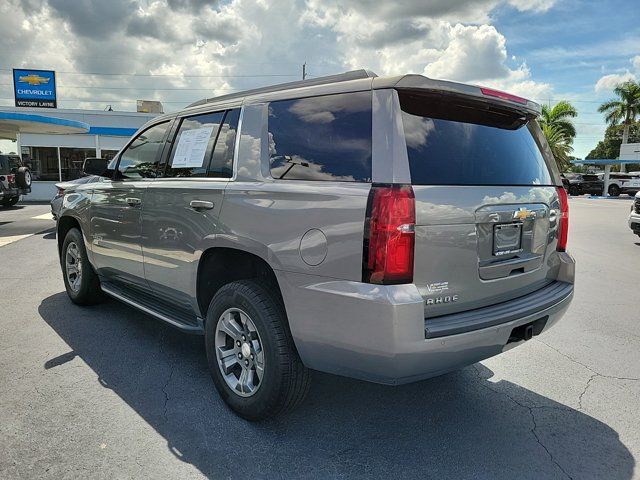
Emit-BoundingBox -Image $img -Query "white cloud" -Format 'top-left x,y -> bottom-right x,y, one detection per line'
0,0 -> 555,114
594,72 -> 636,94
633,56 -> 640,71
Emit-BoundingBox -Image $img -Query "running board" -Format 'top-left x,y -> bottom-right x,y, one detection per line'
101,284 -> 204,334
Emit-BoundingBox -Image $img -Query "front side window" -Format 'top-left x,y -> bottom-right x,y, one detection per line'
165,111 -> 225,178
117,121 -> 170,180
268,92 -> 372,182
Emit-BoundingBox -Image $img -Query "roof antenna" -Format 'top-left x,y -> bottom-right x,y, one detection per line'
104,104 -> 113,111
302,62 -> 307,80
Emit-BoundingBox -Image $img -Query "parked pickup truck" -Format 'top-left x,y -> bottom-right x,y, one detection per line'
55,70 -> 575,420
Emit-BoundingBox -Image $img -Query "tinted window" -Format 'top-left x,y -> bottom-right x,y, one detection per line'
118,122 -> 169,179
209,108 -> 240,178
268,92 -> 372,182
400,94 -> 553,186
165,111 -> 225,178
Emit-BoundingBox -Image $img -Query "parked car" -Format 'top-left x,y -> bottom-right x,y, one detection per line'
0,154 -> 31,207
50,175 -> 100,219
562,173 -> 603,196
629,192 -> 640,237
55,71 -> 575,420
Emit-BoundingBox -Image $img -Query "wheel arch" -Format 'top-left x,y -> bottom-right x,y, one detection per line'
57,215 -> 81,257
196,247 -> 285,323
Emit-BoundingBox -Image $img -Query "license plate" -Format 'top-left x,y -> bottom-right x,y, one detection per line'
494,223 -> 522,256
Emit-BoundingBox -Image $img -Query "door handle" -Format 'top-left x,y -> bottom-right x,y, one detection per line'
190,200 -> 214,210
126,197 -> 141,207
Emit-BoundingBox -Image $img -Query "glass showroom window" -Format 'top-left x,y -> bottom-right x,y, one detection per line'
24,147 -> 58,181
60,148 -> 97,181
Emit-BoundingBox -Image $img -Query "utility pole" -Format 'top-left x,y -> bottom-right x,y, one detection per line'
302,63 -> 307,80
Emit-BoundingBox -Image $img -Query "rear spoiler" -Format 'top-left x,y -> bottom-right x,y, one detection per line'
377,74 -> 541,117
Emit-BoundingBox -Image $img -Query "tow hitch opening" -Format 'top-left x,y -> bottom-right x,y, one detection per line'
508,316 -> 548,344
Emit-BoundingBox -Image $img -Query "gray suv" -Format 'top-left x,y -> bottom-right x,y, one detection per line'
56,70 -> 575,420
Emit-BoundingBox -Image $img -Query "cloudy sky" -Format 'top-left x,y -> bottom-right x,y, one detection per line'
0,0 -> 639,157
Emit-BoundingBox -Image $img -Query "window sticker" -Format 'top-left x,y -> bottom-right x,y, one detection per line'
172,126 -> 214,168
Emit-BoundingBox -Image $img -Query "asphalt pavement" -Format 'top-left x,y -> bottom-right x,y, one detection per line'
0,198 -> 639,479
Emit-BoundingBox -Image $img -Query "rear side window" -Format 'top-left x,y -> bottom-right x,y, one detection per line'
165,111 -> 225,178
399,93 -> 553,186
268,92 -> 372,182
209,108 -> 240,178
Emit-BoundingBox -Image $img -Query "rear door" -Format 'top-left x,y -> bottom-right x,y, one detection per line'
396,90 -> 563,317
141,108 -> 240,316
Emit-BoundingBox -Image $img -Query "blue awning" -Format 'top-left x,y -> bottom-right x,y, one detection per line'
0,111 -> 89,140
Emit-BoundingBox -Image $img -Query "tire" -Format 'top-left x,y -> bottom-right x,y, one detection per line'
569,186 -> 580,196
61,228 -> 103,305
205,280 -> 311,421
1,196 -> 19,207
608,184 -> 620,197
16,167 -> 32,189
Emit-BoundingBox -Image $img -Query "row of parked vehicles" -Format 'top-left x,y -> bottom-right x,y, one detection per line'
561,172 -> 640,197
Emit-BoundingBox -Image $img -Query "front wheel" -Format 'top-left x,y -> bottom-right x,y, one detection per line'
608,184 -> 620,197
61,228 -> 103,305
569,186 -> 580,196
205,280 -> 311,421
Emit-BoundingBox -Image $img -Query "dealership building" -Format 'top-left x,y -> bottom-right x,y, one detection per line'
0,68 -> 161,200
0,106 -> 158,200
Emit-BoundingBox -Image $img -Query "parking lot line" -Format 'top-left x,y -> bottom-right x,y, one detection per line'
31,213 -> 54,220
0,234 -> 32,247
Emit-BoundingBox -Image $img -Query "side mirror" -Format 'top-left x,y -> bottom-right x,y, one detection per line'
82,157 -> 110,177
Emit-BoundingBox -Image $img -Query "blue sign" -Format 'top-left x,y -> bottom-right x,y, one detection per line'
13,69 -> 57,108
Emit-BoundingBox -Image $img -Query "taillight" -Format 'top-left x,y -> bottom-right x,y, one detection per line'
556,186 -> 569,251
56,188 -> 65,198
7,174 -> 15,184
480,87 -> 528,105
363,184 -> 415,285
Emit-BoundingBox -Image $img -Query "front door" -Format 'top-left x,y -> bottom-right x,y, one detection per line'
141,108 -> 241,315
90,120 -> 171,291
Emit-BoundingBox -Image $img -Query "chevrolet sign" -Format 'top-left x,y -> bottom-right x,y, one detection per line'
13,68 -> 57,108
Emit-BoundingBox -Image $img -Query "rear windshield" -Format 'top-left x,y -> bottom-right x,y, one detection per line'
399,92 -> 553,186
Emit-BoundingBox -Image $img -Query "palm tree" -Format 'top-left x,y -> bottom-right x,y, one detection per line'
598,81 -> 640,171
540,100 -> 578,142
542,123 -> 573,171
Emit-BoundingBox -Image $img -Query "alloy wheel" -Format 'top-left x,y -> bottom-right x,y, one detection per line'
214,308 -> 265,397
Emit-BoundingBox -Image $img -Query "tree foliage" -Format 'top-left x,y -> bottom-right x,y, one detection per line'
597,81 -> 640,129
539,100 -> 577,171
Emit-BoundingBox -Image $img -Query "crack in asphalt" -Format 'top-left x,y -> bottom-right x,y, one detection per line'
536,340 -> 640,413
472,365 -> 573,480
158,328 -> 176,425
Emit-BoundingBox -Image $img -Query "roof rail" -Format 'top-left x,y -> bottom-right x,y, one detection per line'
187,69 -> 377,108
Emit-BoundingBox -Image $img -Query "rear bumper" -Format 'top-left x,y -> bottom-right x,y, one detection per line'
277,252 -> 575,385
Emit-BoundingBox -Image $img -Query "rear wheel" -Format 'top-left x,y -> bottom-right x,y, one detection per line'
608,184 -> 620,197
205,280 -> 311,421
61,228 -> 103,305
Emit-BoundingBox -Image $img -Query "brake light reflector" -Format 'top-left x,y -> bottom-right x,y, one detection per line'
480,87 -> 528,105
363,184 -> 415,284
556,186 -> 569,251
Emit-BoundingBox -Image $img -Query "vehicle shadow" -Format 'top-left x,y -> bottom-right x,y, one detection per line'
38,293 -> 634,480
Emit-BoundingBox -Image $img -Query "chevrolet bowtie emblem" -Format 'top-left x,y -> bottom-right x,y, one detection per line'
513,207 -> 535,221
19,74 -> 50,86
